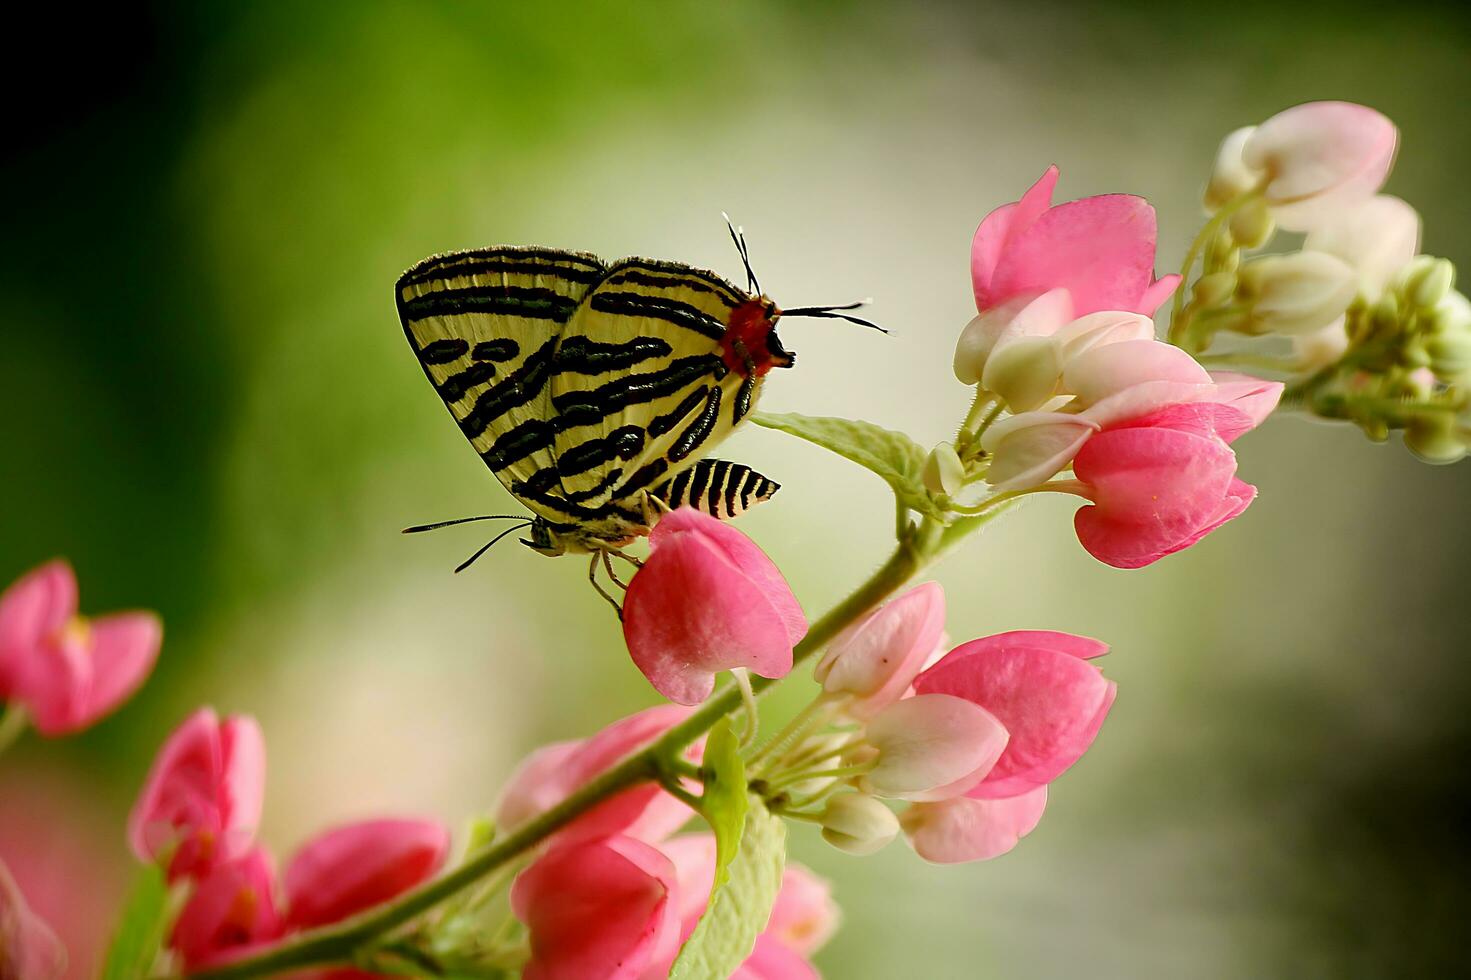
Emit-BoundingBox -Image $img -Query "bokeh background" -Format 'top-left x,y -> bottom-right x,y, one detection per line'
3,2 -> 1470,977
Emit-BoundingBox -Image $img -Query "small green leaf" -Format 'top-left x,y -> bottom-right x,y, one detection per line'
695,719 -> 749,895
753,411 -> 946,518
670,791 -> 786,980
100,864 -> 169,980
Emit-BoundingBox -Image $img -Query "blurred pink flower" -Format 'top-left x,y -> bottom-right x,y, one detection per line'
128,707 -> 266,882
283,818 -> 450,930
900,786 -> 1049,864
512,835 -> 679,980
640,834 -> 837,980
0,560 -> 160,737
970,166 -> 1179,318
915,631 -> 1114,800
169,847 -> 283,970
813,581 -> 946,718
1240,101 -> 1398,231
1070,402 -> 1264,568
623,508 -> 807,705
496,705 -> 699,846
1,859 -> 66,980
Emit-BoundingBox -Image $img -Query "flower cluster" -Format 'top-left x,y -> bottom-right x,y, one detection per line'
1178,101 -> 1470,462
944,169 -> 1283,568
128,708 -> 451,970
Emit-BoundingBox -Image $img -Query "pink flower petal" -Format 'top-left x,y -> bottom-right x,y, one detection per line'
512,836 -> 679,980
1,859 -> 67,980
814,581 -> 946,717
169,848 -> 282,969
900,787 -> 1049,863
496,707 -> 698,846
730,935 -> 821,980
971,167 -> 1059,310
934,630 -> 1109,668
624,512 -> 804,704
916,641 -> 1114,799
73,612 -> 161,731
765,865 -> 838,957
1064,340 -> 1212,407
980,412 -> 1098,492
863,694 -> 1009,802
284,818 -> 450,928
1205,374 -> 1285,436
1073,419 -> 1239,529
1243,101 -> 1397,230
0,561 -> 77,664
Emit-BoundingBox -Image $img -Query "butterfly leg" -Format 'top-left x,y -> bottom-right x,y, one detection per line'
588,551 -> 624,619
601,550 -> 630,591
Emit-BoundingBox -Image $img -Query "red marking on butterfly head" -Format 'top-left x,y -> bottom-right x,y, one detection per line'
722,299 -> 795,377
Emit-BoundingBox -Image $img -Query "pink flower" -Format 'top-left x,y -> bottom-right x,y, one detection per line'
169,847 -> 283,970
813,581 -> 946,718
1069,402 -> 1263,568
623,508 -> 807,705
1,859 -> 66,980
914,631 -> 1114,800
0,560 -> 160,737
1239,102 -> 1398,232
970,166 -> 1179,319
128,708 -> 267,882
640,835 -> 837,980
900,786 -> 1049,864
496,705 -> 700,846
512,835 -> 679,980
283,818 -> 450,930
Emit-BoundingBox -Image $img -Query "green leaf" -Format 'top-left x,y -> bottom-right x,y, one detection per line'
100,864 -> 169,980
752,411 -> 945,518
695,718 -> 749,895
670,776 -> 787,980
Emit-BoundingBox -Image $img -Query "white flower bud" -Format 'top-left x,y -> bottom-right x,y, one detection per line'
1404,414 -> 1466,465
922,442 -> 965,497
1427,330 -> 1471,383
1191,271 -> 1238,310
981,336 -> 1062,413
859,694 -> 1008,802
1303,195 -> 1421,300
1204,126 -> 1261,211
1431,290 -> 1471,335
819,793 -> 900,856
1408,258 -> 1455,312
1292,318 -> 1350,371
1227,200 -> 1275,249
1237,251 -> 1358,336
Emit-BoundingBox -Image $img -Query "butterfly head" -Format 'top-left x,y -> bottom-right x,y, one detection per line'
723,298 -> 795,377
523,517 -> 568,557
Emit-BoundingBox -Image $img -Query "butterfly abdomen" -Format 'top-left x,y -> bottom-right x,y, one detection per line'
654,458 -> 780,521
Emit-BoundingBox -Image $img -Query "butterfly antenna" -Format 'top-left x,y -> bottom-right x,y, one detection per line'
782,298 -> 888,333
402,514 -> 531,534
722,211 -> 761,295
455,521 -> 533,574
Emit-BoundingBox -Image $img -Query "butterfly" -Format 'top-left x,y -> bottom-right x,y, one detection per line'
396,224 -> 879,607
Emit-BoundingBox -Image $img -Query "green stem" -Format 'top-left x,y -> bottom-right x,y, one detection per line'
1167,190 -> 1261,345
0,705 -> 28,759
947,480 -> 1087,517
187,525 -> 936,980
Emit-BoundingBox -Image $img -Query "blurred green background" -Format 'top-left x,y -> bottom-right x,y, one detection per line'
3,1 -> 1469,977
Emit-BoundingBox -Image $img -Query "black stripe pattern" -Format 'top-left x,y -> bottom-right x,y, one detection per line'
654,459 -> 780,520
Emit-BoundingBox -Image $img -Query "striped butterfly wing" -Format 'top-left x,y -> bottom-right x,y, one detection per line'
396,247 -> 606,523
549,259 -> 763,512
652,458 -> 780,520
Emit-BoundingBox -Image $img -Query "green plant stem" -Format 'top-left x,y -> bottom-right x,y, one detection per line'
186,524 -> 941,980
0,705 -> 27,759
1167,190 -> 1261,346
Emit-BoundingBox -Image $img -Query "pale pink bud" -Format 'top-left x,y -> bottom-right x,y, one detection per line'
1204,126 -> 1261,211
979,412 -> 1098,491
512,835 -> 679,980
0,560 -> 161,737
169,847 -> 282,970
1051,310 -> 1158,364
817,793 -> 901,856
1062,339 -> 1212,408
623,508 -> 806,705
1242,101 -> 1398,232
1238,251 -> 1358,336
814,582 -> 946,718
970,166 -> 1178,318
916,632 -> 1113,799
900,786 -> 1049,864
1303,195 -> 1421,298
284,818 -> 450,929
128,707 -> 267,881
0,860 -> 66,980
953,289 -> 1073,386
496,705 -> 699,846
860,694 -> 1009,802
